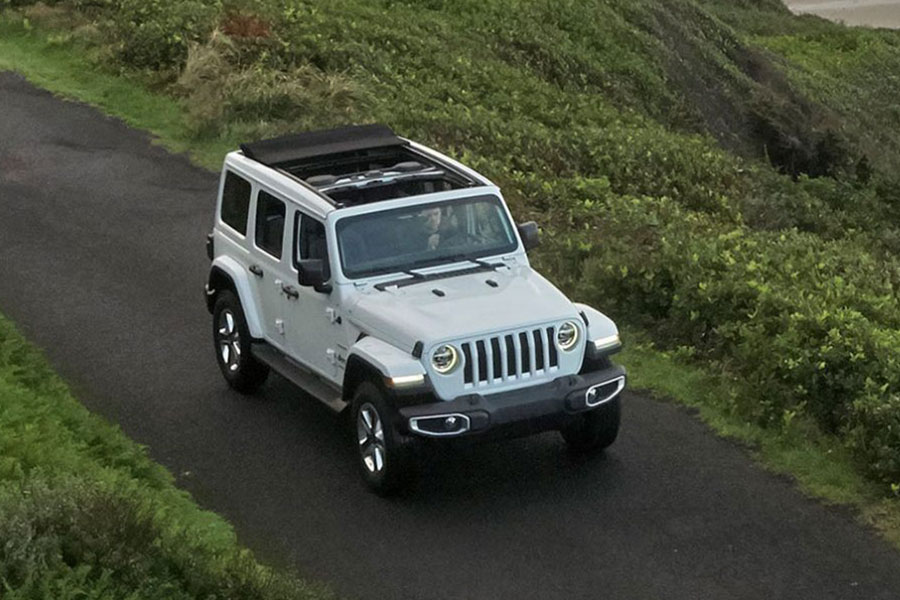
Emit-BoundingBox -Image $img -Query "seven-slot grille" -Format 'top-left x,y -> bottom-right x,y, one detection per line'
460,326 -> 560,386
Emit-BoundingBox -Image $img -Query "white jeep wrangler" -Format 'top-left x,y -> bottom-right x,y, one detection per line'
205,125 -> 625,493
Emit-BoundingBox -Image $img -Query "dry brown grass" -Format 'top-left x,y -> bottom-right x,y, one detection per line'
176,30 -> 360,138
21,2 -> 84,29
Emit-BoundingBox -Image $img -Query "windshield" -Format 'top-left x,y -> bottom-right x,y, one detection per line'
336,196 -> 518,279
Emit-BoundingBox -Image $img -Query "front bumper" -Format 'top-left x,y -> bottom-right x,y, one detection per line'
398,363 -> 625,439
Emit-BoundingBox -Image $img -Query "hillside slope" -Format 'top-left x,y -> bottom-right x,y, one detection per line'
6,0 -> 900,489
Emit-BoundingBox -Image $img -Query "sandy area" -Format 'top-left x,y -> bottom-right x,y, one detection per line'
786,0 -> 900,28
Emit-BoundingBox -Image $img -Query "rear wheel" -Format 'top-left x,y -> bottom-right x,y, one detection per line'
352,381 -> 417,495
561,397 -> 621,453
212,290 -> 269,393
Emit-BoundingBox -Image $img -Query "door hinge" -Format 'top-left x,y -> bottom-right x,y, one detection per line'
275,319 -> 285,335
326,307 -> 341,324
326,348 -> 337,365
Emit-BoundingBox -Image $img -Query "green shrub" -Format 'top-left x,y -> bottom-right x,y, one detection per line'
103,0 -> 220,70
0,477 -> 328,600
849,388 -> 900,485
565,195 -> 900,483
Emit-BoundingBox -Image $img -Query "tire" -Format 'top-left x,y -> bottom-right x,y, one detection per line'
561,396 -> 621,453
352,381 -> 417,495
212,290 -> 269,393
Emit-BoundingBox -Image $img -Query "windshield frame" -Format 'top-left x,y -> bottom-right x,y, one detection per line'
333,193 -> 521,281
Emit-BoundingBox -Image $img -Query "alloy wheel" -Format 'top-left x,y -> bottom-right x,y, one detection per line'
217,309 -> 241,372
357,402 -> 386,474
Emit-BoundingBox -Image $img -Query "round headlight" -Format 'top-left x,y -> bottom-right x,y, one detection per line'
557,321 -> 580,351
431,344 -> 459,374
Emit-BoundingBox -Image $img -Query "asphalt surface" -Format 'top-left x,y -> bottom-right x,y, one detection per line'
2,71 -> 900,599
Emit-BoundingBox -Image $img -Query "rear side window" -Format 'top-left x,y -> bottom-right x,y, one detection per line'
255,191 -> 286,258
221,171 -> 251,234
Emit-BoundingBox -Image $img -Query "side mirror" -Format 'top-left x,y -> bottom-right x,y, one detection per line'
517,221 -> 540,251
297,259 -> 331,293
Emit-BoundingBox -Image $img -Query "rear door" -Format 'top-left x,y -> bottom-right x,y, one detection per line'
246,188 -> 290,349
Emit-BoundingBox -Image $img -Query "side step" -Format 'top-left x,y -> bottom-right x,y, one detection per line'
252,343 -> 348,413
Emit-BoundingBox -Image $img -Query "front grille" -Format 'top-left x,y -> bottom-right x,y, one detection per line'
461,326 -> 559,386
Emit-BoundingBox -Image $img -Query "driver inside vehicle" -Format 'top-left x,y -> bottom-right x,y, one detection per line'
416,205 -> 464,251
420,206 -> 443,250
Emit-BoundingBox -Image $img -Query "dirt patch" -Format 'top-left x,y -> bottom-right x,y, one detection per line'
220,13 -> 271,39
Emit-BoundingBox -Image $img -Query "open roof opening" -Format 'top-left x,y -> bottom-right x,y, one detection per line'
240,124 -> 476,206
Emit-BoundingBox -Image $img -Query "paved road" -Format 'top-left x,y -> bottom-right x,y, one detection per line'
2,71 -> 900,599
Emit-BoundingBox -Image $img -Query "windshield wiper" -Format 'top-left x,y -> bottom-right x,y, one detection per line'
406,253 -> 486,271
374,260 -> 502,291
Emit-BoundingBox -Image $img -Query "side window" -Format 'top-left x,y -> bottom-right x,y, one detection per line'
255,191 -> 286,259
295,213 -> 331,280
220,171 -> 251,234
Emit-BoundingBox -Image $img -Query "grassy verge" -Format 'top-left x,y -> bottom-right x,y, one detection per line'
0,311 -> 334,597
0,18 -> 230,169
620,331 -> 900,548
1,8 -> 899,557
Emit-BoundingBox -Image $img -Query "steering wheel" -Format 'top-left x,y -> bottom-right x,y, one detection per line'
441,230 -> 483,247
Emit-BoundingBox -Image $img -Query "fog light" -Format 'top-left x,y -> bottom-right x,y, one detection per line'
409,413 -> 471,437
585,376 -> 626,408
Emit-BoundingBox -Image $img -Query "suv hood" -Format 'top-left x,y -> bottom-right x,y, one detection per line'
346,264 -> 579,351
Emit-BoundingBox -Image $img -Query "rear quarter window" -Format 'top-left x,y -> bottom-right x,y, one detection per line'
221,171 -> 251,234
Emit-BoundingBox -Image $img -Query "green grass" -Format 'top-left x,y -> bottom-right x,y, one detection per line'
1,0 -> 900,565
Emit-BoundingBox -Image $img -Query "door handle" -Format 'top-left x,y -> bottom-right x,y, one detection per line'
282,284 -> 300,300
249,264 -> 264,277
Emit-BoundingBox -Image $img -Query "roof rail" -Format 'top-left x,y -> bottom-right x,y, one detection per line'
240,124 -> 404,168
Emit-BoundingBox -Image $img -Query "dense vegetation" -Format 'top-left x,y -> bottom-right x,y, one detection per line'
4,0 -> 900,496
0,316 -> 330,599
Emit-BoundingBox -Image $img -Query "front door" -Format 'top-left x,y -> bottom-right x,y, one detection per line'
286,210 -> 344,384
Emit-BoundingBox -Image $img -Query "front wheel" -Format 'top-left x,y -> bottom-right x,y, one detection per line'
352,382 -> 417,495
561,397 -> 621,453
